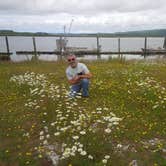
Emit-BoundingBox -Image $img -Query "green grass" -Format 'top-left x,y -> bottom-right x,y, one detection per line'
0,59 -> 166,166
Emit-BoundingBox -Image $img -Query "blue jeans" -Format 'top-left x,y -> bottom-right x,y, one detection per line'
70,79 -> 89,97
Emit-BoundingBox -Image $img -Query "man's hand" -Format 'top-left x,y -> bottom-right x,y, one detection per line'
79,73 -> 92,79
68,75 -> 81,84
68,73 -> 92,85
73,75 -> 81,81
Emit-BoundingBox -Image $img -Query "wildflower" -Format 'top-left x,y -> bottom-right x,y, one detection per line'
77,148 -> 83,152
43,140 -> 48,145
78,144 -> 83,148
62,148 -> 71,158
152,105 -> 158,109
43,112 -> 47,115
128,90 -> 131,94
102,159 -> 108,164
23,132 -> 30,137
51,122 -> 55,126
117,144 -> 122,148
35,105 -> 40,109
40,136 -> 44,140
72,136 -> 79,140
54,132 -> 60,136
105,128 -> 111,134
46,134 -> 50,139
26,161 -> 30,164
104,155 -> 110,159
39,131 -> 44,135
44,126 -> 48,132
76,95 -> 82,99
80,131 -> 86,135
88,155 -> 93,159
80,150 -> 87,156
26,152 -> 32,156
72,146 -> 77,152
38,154 -> 43,158
62,143 -> 67,148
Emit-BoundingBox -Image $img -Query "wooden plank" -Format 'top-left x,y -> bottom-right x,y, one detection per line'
144,37 -> 147,58
0,34 -> 165,38
96,35 -> 100,53
32,37 -> 37,59
96,35 -> 101,59
5,36 -> 10,56
0,52 -> 12,55
15,50 -> 166,55
16,51 -> 61,54
118,38 -> 121,58
0,50 -> 166,55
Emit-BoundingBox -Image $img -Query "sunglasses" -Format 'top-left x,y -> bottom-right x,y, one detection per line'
68,58 -> 75,62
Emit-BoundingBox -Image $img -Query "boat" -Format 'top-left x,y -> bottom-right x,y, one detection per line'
65,46 -> 88,52
56,38 -> 88,53
141,48 -> 166,53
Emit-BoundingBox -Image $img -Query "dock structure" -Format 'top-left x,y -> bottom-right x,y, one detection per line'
0,35 -> 166,60
11,50 -> 166,55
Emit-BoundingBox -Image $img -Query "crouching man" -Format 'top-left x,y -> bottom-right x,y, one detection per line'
66,54 -> 92,97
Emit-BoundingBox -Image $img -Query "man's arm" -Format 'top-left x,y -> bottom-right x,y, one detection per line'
68,73 -> 92,85
79,73 -> 92,79
80,63 -> 92,79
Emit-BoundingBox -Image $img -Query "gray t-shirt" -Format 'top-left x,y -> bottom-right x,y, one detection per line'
66,62 -> 90,80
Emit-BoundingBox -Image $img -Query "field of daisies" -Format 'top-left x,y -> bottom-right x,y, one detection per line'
0,59 -> 166,166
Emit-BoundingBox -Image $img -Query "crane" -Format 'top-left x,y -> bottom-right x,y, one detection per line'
63,19 -> 74,52
68,19 -> 74,34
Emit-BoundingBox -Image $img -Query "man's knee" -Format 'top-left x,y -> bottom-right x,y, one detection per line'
81,78 -> 89,84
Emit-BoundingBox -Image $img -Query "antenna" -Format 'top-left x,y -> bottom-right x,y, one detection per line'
59,19 -> 74,55
64,25 -> 66,34
64,25 -> 66,41
68,19 -> 74,34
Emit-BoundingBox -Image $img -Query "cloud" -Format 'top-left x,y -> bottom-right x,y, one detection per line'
0,0 -> 166,32
0,0 -> 166,14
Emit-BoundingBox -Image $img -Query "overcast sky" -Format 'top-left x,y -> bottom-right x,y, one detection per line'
0,0 -> 166,33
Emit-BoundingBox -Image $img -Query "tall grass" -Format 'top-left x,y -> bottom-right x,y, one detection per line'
0,59 -> 166,166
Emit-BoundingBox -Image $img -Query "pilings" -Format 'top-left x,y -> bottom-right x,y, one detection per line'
32,37 -> 38,60
118,38 -> 121,58
5,36 -> 10,57
144,37 -> 147,58
96,35 -> 101,59
1,36 -> 166,61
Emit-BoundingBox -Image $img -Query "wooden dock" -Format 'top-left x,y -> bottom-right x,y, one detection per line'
1,50 -> 166,56
0,35 -> 166,60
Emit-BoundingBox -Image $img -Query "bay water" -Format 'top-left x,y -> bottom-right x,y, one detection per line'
0,36 -> 165,61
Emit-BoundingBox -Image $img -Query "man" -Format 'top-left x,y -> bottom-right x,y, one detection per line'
66,54 -> 92,97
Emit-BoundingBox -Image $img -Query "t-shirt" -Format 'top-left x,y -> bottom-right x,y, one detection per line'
66,62 -> 90,80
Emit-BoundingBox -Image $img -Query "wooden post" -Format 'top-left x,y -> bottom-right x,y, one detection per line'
32,37 -> 37,60
96,34 -> 101,59
144,37 -> 147,58
118,38 -> 121,58
59,36 -> 63,60
5,36 -> 10,57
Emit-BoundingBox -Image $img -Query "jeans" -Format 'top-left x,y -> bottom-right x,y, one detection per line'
70,78 -> 89,97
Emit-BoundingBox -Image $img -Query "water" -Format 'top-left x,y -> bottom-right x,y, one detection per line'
0,36 -> 165,62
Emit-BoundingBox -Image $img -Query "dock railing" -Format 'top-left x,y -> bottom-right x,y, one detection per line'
0,34 -> 166,60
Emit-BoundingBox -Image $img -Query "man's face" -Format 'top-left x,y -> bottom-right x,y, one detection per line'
67,56 -> 77,68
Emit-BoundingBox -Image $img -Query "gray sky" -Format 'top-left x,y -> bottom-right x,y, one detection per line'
0,0 -> 166,33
